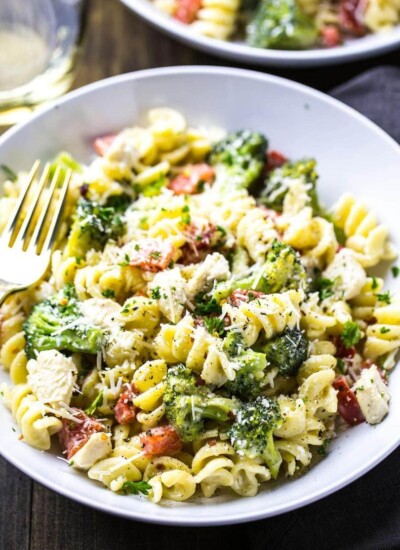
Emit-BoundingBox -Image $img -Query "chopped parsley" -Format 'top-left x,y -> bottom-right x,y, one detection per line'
180,205 -> 191,226
380,327 -> 391,334
194,292 -> 222,316
85,391 -> 103,416
150,251 -> 161,260
392,266 -> 400,278
377,291 -> 391,304
102,289 -> 115,299
216,225 -> 227,237
122,480 -> 152,496
119,253 -> 131,267
340,321 -> 362,349
204,316 -> 225,336
151,287 -> 161,300
315,277 -> 335,301
371,277 -> 379,290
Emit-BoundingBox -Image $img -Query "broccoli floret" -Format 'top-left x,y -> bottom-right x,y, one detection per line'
209,131 -> 268,192
260,158 -> 321,214
246,0 -> 318,50
213,240 -> 306,302
49,152 -> 83,179
164,364 -> 238,442
223,331 -> 245,356
257,327 -> 308,376
225,350 -> 268,400
66,195 -> 131,257
229,396 -> 282,478
24,285 -> 103,359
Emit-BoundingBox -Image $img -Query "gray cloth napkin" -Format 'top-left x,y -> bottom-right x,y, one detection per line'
332,65 -> 400,143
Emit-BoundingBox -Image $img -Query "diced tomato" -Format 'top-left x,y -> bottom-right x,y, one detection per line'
114,383 -> 138,425
139,425 -> 182,457
174,0 -> 202,24
180,222 -> 221,264
339,0 -> 367,35
58,409 -> 105,460
129,238 -> 175,272
332,376 -> 365,425
93,134 -> 116,156
266,150 -> 288,171
230,289 -> 265,307
169,164 -> 215,195
321,25 -> 343,48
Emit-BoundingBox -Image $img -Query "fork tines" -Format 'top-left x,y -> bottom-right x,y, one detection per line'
0,161 -> 71,255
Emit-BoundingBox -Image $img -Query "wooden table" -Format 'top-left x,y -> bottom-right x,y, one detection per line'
1,1 -> 400,548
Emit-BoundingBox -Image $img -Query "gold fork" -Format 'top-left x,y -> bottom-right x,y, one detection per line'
0,161 -> 71,307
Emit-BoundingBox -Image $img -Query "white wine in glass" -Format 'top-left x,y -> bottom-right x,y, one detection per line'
0,0 -> 88,126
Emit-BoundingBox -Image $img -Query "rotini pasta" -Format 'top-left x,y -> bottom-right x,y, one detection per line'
6,384 -> 62,450
364,0 -> 400,31
364,295 -> 400,359
331,193 -> 396,267
223,289 -> 303,346
152,0 -> 400,50
1,108 -> 398,504
190,0 -> 240,40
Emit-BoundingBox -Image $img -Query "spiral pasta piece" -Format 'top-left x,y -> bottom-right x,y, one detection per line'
364,0 -> 400,31
120,296 -> 161,335
155,315 -> 238,385
223,289 -> 303,347
144,455 -> 196,502
230,456 -> 271,497
283,207 -> 337,267
88,456 -> 143,492
51,251 -> 81,290
236,207 -> 279,263
364,295 -> 400,359
350,277 -> 384,322
75,264 -> 145,301
192,441 -> 235,497
274,346 -> 337,475
132,360 -> 167,429
331,193 -> 396,267
7,384 -> 62,450
300,292 -> 337,340
189,0 -> 240,39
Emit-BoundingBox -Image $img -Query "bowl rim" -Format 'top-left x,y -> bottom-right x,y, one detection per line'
121,0 -> 400,68
1,65 -> 400,525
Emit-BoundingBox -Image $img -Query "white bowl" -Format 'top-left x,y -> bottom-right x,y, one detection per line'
122,0 -> 400,67
1,67 -> 400,525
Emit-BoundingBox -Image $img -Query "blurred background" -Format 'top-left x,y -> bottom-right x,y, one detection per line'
1,0 -> 400,129
74,0 -> 400,91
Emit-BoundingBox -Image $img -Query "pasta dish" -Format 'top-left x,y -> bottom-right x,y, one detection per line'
0,107 -> 399,503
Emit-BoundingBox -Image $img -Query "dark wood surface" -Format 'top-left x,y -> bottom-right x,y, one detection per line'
1,1 -> 400,548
